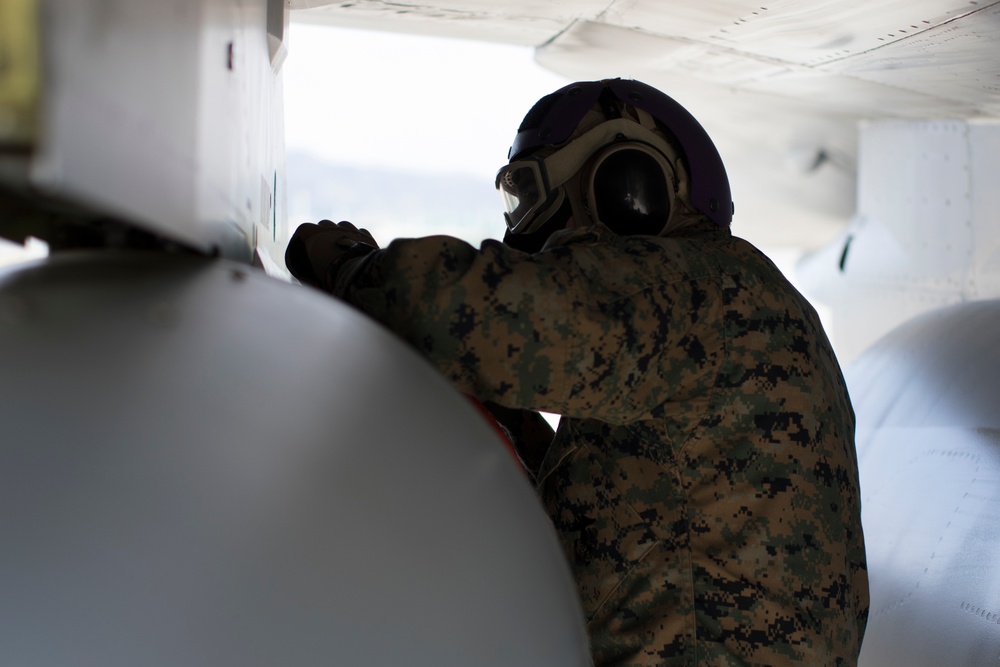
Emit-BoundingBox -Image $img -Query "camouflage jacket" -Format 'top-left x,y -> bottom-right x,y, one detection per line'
331,220 -> 869,666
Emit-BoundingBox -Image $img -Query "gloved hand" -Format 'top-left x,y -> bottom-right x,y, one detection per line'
285,220 -> 379,290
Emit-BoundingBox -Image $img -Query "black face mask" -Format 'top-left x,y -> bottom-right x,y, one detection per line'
501,199 -> 572,254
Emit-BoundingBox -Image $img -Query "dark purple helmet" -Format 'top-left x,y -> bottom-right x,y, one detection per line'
506,78 -> 733,228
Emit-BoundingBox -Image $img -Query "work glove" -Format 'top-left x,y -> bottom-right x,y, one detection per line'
285,220 -> 379,291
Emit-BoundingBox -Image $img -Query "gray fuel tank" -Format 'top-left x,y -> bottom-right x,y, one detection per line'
0,251 -> 589,666
849,300 -> 1000,665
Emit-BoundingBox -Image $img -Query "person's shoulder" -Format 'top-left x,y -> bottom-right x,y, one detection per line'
586,227 -> 722,287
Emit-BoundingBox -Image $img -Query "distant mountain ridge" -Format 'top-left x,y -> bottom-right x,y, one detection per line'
286,151 -> 505,245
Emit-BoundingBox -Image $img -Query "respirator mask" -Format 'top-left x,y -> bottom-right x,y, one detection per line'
496,118 -> 678,237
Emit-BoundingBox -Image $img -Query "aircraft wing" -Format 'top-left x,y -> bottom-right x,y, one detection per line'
290,0 -> 1000,118
291,0 -> 1000,251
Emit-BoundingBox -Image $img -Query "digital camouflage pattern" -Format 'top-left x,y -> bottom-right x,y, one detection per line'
330,219 -> 869,666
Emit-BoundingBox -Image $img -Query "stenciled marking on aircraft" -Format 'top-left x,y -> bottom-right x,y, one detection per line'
959,601 -> 1000,626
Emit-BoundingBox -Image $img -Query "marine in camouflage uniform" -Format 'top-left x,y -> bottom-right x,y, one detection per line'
286,79 -> 868,666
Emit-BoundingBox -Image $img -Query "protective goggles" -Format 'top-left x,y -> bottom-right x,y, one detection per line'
496,118 -> 678,234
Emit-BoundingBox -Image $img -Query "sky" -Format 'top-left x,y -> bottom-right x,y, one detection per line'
281,22 -> 574,245
283,23 -> 570,182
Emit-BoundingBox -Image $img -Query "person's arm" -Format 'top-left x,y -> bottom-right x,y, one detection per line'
287,221 -> 710,423
332,231 -> 675,424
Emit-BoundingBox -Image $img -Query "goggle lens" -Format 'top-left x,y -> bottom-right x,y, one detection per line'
496,163 -> 545,233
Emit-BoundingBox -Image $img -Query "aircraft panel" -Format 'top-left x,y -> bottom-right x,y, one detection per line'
855,120 -> 974,291
290,1 -> 1000,119
290,0 -> 601,46
0,251 -> 590,666
970,121 -> 1000,296
537,19 -> 793,85
847,300 -> 1000,665
0,0 -> 288,267
29,0 -> 203,240
823,2 -> 1000,117
697,0 -> 993,67
797,119 -> 1000,361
